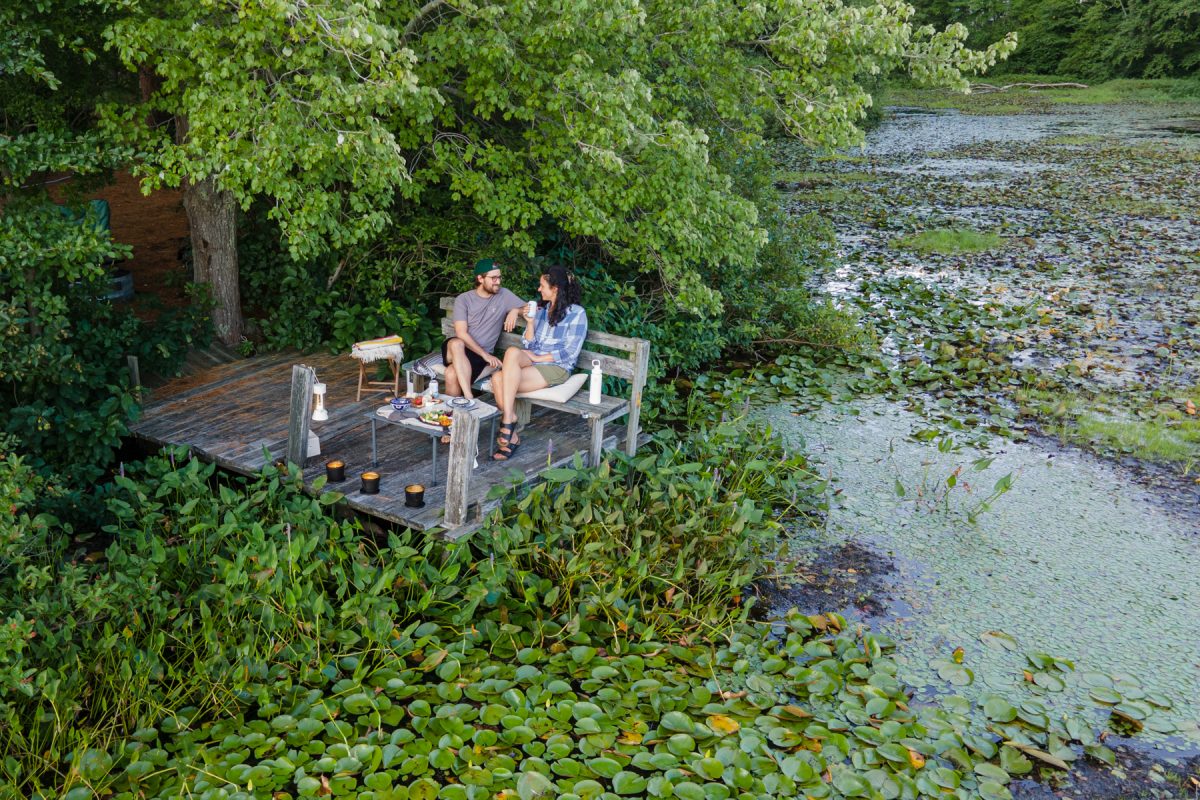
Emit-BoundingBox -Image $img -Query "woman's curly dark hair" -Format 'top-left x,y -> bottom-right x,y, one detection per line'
541,264 -> 582,327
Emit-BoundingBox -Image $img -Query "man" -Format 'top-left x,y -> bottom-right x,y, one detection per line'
443,258 -> 527,400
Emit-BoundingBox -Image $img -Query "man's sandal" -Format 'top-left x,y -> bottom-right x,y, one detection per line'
492,436 -> 521,461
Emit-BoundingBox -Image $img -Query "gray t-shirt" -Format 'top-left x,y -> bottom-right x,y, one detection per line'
452,287 -> 523,354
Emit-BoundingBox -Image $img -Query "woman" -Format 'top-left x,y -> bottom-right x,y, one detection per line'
490,265 -> 587,460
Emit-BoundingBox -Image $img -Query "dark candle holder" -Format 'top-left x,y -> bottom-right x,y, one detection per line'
325,460 -> 346,482
405,483 -> 426,508
361,471 -> 380,495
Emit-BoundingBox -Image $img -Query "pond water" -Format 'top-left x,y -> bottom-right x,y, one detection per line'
761,399 -> 1200,755
763,103 -> 1200,760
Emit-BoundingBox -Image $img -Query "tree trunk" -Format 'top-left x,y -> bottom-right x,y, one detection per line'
182,175 -> 242,346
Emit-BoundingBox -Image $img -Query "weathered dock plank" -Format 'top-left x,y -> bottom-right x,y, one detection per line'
128,351 -> 619,532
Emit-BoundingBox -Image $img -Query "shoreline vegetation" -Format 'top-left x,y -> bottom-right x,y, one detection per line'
884,76 -> 1200,113
0,397 -> 1142,799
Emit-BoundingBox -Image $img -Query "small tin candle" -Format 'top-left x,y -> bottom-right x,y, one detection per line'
405,483 -> 426,508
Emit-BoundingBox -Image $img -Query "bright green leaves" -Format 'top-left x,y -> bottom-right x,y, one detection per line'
398,0 -> 1016,315
10,437 -> 1161,799
105,0 -> 438,261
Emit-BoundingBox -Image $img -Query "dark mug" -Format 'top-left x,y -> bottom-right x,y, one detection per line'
361,471 -> 380,495
325,460 -> 345,482
405,483 -> 425,508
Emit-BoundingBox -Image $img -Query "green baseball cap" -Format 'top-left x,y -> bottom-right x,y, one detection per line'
474,258 -> 500,276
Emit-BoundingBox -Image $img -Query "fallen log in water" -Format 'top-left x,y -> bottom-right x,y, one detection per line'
970,82 -> 1090,93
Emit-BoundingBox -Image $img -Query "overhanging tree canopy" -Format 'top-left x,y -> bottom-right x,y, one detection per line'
104,0 -> 1014,343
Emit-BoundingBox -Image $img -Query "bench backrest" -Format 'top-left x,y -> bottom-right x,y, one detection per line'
438,296 -> 649,390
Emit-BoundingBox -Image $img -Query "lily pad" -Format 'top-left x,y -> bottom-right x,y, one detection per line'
1144,693 -> 1173,710
517,771 -> 555,800
930,658 -> 974,687
984,698 -> 1017,722
979,631 -> 1018,651
974,763 -> 1010,783
1089,687 -> 1122,705
1080,671 -> 1113,689
979,781 -> 1013,800
1032,672 -> 1064,692
612,771 -> 647,795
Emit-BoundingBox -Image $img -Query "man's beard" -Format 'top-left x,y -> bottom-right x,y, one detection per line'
480,281 -> 499,295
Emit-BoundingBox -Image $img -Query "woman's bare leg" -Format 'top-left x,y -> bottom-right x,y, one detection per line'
515,366 -> 550,393
499,347 -> 535,426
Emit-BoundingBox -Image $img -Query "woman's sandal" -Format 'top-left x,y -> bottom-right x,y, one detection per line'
496,423 -> 516,447
492,434 -> 521,461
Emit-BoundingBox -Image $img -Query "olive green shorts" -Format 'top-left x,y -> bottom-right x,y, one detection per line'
533,364 -> 570,387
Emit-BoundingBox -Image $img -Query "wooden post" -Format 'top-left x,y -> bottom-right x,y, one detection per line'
626,339 -> 651,456
126,355 -> 141,399
286,364 -> 315,466
515,398 -> 532,428
588,417 -> 605,468
443,410 -> 479,529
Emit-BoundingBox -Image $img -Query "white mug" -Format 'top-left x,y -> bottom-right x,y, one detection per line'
526,300 -> 537,318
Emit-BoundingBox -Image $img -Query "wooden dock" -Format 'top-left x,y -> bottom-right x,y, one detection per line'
128,350 -> 618,535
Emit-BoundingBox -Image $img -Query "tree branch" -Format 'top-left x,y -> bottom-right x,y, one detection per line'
404,0 -> 453,42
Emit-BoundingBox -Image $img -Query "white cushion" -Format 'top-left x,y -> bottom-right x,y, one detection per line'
517,372 -> 588,403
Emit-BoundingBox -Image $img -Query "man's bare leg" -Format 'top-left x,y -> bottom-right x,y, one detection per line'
445,338 -> 473,399
443,360 -> 461,396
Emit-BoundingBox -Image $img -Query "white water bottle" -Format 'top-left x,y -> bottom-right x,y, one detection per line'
429,377 -> 439,398
589,359 -> 602,405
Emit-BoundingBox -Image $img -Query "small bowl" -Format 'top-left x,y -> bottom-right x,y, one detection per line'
390,397 -> 411,411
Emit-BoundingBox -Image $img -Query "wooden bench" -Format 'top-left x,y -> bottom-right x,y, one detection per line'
408,296 -> 650,467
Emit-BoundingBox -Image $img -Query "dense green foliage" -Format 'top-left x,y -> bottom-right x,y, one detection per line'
1,0 -> 210,489
0,414 -> 817,793
97,0 -> 1014,347
6,0 -> 1017,488
911,0 -> 1200,79
1,412 -> 1125,800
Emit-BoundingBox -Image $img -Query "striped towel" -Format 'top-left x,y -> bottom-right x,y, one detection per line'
351,335 -> 404,363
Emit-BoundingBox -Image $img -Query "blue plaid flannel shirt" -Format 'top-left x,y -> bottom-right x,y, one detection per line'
523,303 -> 588,372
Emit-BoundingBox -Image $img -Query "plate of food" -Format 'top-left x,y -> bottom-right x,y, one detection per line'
376,405 -> 396,417
419,410 -> 453,427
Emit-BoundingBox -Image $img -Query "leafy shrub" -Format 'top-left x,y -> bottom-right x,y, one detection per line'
0,449 -> 432,792
0,193 -> 210,493
329,298 -> 438,357
478,418 -> 820,638
238,202 -> 465,354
